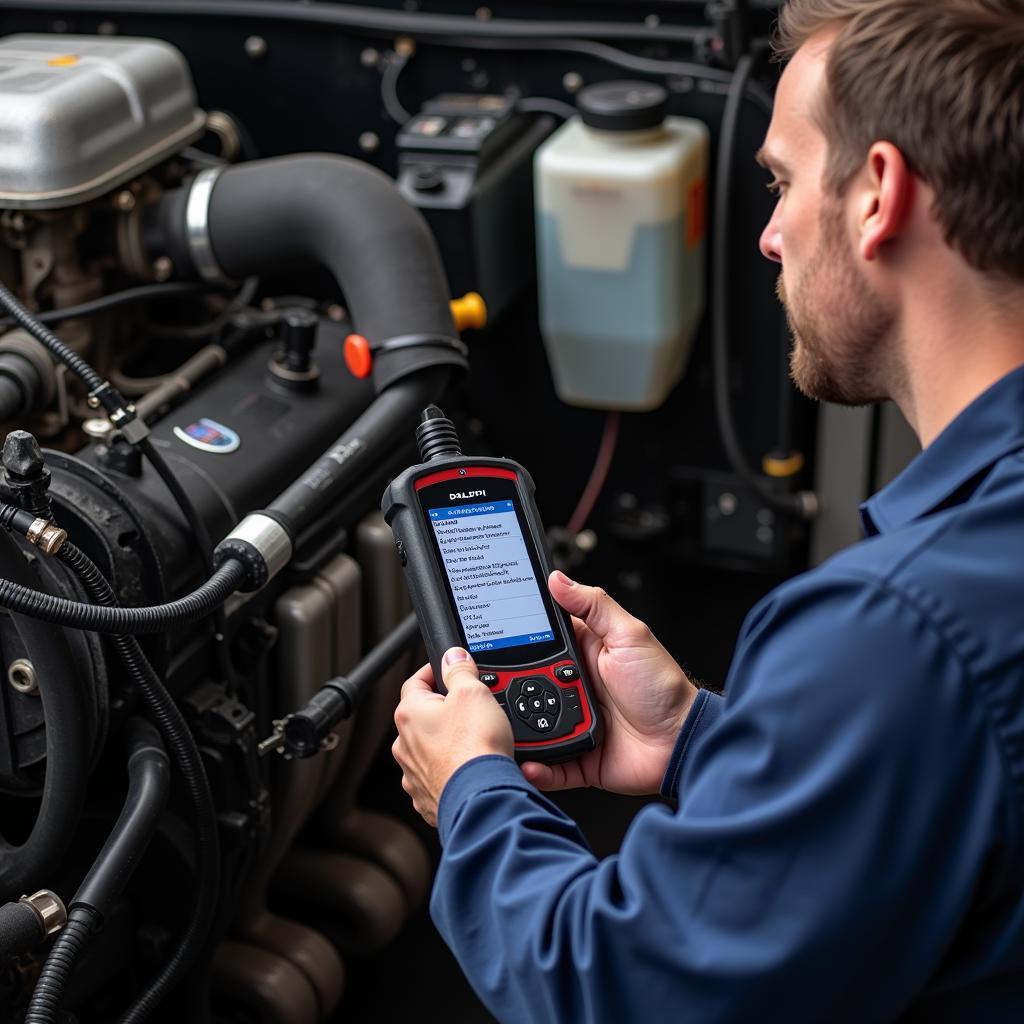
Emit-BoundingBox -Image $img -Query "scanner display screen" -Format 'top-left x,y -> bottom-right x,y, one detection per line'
427,498 -> 555,654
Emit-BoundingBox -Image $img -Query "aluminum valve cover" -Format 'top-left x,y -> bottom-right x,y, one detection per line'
0,34 -> 206,208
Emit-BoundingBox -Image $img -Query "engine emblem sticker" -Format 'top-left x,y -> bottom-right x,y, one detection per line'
173,418 -> 241,454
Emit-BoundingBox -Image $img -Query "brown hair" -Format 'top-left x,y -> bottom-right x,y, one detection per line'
774,0 -> 1024,280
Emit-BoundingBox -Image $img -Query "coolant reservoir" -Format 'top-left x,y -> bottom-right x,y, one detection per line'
535,81 -> 708,410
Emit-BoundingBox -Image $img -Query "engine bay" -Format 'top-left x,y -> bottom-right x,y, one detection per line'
0,3 -> 850,1021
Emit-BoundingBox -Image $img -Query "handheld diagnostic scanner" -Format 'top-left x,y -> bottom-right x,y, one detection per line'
382,407 -> 602,764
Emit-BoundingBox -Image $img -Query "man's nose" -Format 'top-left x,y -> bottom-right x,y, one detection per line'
759,216 -> 782,264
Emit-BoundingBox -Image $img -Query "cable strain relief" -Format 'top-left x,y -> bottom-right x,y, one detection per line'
415,405 -> 462,462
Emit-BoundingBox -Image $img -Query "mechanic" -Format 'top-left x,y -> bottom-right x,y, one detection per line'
391,1 -> 1024,1020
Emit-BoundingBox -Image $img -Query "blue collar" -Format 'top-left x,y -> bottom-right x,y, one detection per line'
861,363 -> 1024,536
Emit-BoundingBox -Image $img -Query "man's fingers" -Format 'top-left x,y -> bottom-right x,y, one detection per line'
548,571 -> 636,642
440,647 -> 485,691
521,759 -> 587,792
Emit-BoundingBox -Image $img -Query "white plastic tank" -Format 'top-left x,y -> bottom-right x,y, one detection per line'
535,81 -> 709,410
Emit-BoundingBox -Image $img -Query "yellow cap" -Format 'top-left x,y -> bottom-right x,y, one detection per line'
762,452 -> 805,478
47,55 -> 79,67
450,292 -> 487,332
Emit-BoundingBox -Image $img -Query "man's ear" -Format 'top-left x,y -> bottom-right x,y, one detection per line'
857,141 -> 915,261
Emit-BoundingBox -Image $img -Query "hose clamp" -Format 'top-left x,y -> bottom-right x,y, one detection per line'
185,166 -> 231,285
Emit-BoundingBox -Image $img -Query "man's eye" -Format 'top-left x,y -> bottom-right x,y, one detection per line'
766,180 -> 786,197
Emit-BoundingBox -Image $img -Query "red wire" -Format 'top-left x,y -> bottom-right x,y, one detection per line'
566,411 -> 621,535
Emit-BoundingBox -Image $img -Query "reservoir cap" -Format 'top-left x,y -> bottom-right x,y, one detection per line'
577,80 -> 668,132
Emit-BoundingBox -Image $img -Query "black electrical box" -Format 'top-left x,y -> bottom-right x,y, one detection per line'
396,94 -> 557,322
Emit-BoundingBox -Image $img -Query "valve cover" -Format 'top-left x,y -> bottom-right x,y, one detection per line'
0,33 -> 205,208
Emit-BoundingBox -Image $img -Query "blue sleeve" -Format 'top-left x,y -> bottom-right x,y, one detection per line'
430,573 -> 1011,1024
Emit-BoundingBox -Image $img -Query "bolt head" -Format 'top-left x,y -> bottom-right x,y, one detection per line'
152,256 -> 173,282
562,72 -> 584,94
8,659 -> 37,695
244,35 -> 268,59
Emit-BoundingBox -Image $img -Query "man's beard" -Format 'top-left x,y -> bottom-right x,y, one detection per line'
778,202 -> 898,406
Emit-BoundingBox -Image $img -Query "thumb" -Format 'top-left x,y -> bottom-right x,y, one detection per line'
520,761 -> 558,789
440,647 -> 483,691
548,570 -> 635,643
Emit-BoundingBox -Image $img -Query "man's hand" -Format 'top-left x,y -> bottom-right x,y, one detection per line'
392,648 -> 514,827
521,571 -> 698,796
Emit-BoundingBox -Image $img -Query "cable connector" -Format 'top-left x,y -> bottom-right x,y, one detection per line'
87,381 -> 150,444
21,890 -> 67,939
213,511 -> 293,592
0,502 -> 67,554
25,517 -> 67,555
258,612 -> 419,759
259,681 -> 358,759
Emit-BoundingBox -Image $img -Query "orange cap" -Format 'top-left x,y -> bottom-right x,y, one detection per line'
344,334 -> 373,379
450,292 -> 487,332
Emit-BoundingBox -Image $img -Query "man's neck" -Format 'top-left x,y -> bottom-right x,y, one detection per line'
895,269 -> 1024,448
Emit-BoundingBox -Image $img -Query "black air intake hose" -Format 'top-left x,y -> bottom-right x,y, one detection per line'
150,154 -> 462,393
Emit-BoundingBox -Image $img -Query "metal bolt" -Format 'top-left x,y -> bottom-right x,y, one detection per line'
152,256 -> 173,282
395,36 -> 415,59
562,72 -> 584,94
358,131 -> 380,153
645,14 -> 661,28
244,35 -> 268,60
9,659 -> 38,695
475,6 -> 493,19
326,304 -> 347,322
575,529 -> 598,553
115,190 -> 136,212
717,492 -> 738,516
97,20 -> 117,35
360,47 -> 379,68
757,526 -> 775,546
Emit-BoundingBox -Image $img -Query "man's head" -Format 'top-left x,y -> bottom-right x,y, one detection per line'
759,0 -> 1024,407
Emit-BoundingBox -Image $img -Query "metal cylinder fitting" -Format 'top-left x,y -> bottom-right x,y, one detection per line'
214,512 -> 293,591
20,889 -> 67,937
26,517 -> 67,554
